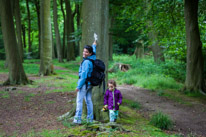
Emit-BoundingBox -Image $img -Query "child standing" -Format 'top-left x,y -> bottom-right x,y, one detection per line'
104,80 -> 123,122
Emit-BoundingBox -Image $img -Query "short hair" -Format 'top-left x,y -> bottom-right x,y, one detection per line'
108,80 -> 117,87
84,45 -> 94,55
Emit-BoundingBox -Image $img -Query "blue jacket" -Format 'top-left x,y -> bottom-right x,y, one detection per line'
77,44 -> 96,90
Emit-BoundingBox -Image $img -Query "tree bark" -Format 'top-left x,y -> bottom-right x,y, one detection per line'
134,41 -> 144,59
65,0 -> 75,61
75,3 -> 80,29
22,25 -> 26,48
148,21 -> 165,64
0,0 -> 29,85
14,0 -> 23,62
82,0 -> 109,121
60,0 -> 66,58
53,0 -> 63,62
34,0 -> 41,58
184,0 -> 205,93
26,0 -> 32,53
145,0 -> 165,64
39,0 -> 53,76
109,16 -> 114,61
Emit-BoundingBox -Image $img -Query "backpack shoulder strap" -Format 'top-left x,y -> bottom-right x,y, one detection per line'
82,58 -> 94,65
81,58 -> 94,66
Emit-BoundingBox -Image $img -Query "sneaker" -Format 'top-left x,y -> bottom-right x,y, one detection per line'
71,122 -> 81,126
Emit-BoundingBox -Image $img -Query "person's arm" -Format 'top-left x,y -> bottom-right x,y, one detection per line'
104,90 -> 109,107
117,90 -> 123,105
76,60 -> 91,91
92,41 -> 97,54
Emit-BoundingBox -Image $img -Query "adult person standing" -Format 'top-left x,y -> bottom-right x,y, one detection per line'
73,40 -> 97,124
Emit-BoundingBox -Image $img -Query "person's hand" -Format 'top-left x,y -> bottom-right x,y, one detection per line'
75,88 -> 79,92
93,40 -> 97,45
117,103 -> 120,106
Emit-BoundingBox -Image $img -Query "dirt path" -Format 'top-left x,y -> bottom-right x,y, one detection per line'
118,85 -> 206,136
0,74 -> 75,136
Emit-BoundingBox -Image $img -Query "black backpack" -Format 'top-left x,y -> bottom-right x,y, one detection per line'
81,58 -> 105,94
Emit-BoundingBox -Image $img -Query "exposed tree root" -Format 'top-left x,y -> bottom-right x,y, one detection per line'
3,79 -> 32,86
86,122 -> 130,134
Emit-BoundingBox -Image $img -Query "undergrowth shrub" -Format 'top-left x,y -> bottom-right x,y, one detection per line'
109,54 -> 184,90
150,112 -> 173,130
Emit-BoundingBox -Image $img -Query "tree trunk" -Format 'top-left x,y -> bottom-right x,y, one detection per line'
60,0 -> 66,59
75,2 -> 81,29
184,0 -> 205,93
39,0 -> 53,76
14,0 -> 23,62
26,0 -> 32,53
75,2 -> 81,56
53,0 -> 63,62
0,0 -> 29,85
148,21 -> 165,64
52,31 -> 56,59
82,0 -> 109,121
134,41 -> 144,59
22,25 -> 26,48
145,0 -> 165,64
34,0 -> 41,59
65,0 -> 75,61
108,16 -> 114,61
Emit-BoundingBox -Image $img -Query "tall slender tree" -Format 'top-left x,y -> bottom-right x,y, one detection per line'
14,0 -> 23,62
60,0 -> 66,58
39,0 -> 53,76
184,0 -> 205,93
146,0 -> 165,64
81,0 -> 109,121
53,0 -> 63,62
65,0 -> 75,61
0,0 -> 29,85
34,0 -> 41,58
26,0 -> 32,52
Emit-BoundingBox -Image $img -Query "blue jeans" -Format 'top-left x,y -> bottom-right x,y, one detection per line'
73,84 -> 93,124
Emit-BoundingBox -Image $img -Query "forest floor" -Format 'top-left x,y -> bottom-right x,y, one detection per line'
0,71 -> 206,136
118,85 -> 206,136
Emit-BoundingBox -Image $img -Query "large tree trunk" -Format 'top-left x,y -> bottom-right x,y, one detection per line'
34,0 -> 41,58
53,0 -> 63,62
14,0 -> 23,62
26,0 -> 32,53
60,0 -> 66,59
184,0 -> 205,93
0,0 -> 29,85
82,0 -> 109,121
65,0 -> 75,61
39,0 -> 53,76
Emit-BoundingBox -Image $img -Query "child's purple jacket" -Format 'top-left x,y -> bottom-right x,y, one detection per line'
104,88 -> 123,110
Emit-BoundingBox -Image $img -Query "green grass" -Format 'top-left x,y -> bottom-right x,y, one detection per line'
24,93 -> 36,102
109,55 -> 184,91
123,99 -> 141,109
23,103 -> 179,137
0,91 -> 10,99
23,129 -> 69,137
150,112 -> 173,130
0,60 -> 7,73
